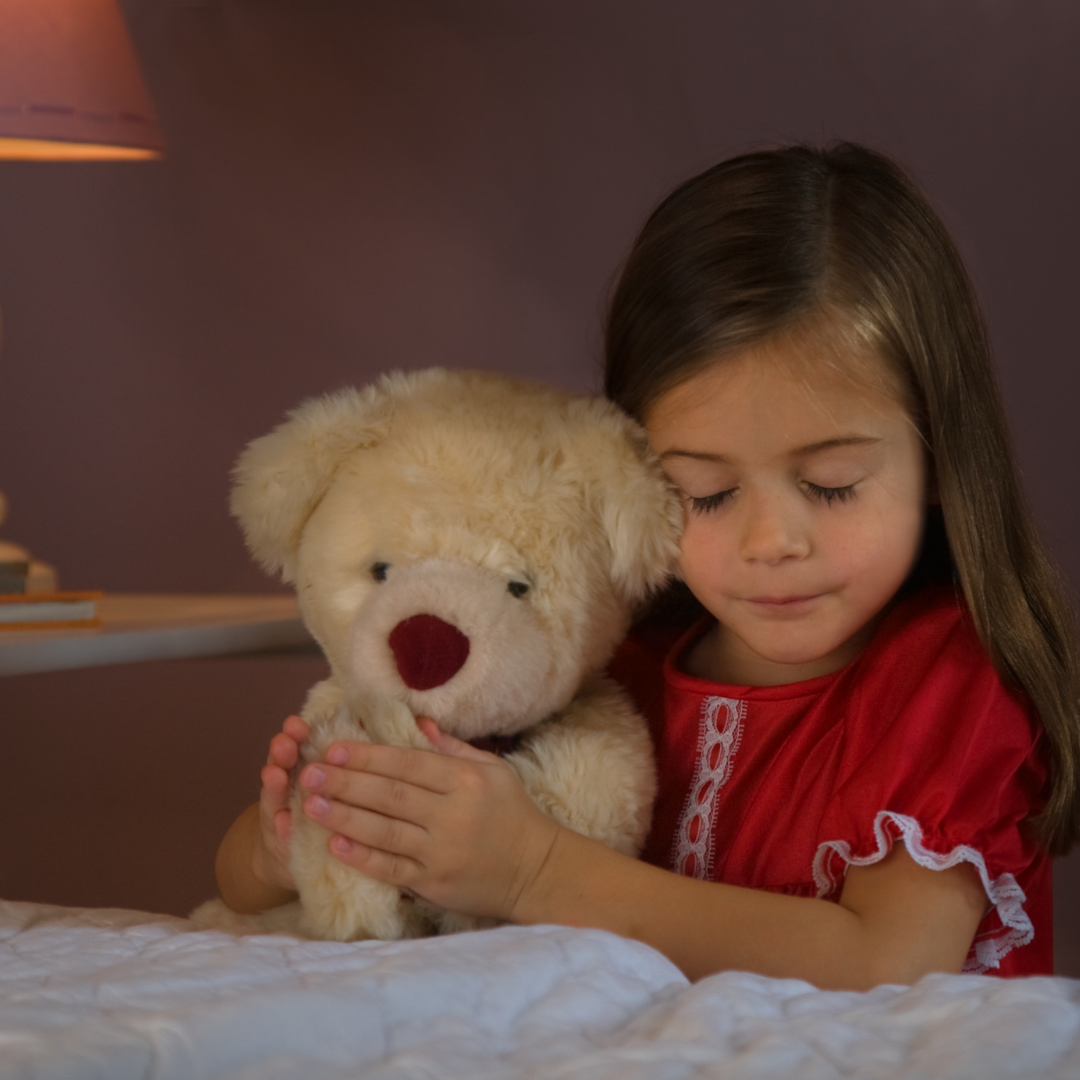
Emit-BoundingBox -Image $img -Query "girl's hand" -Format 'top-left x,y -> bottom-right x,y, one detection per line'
297,718 -> 561,920
214,714 -> 310,913
252,713 -> 311,892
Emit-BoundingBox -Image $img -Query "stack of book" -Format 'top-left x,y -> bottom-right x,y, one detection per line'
0,537 -> 99,628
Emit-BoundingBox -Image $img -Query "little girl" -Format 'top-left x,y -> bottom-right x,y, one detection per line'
215,142 -> 1080,989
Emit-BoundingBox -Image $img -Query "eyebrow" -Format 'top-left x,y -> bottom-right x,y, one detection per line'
658,436 -> 882,463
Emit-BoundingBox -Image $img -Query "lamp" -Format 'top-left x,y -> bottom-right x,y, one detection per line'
0,0 -> 163,161
0,0 -> 163,597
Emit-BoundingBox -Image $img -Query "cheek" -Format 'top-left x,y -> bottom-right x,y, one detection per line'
823,502 -> 924,589
677,517 -> 731,581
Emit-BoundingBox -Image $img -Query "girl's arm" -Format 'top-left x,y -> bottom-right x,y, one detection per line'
511,824 -> 985,987
299,721 -> 987,989
214,715 -> 309,913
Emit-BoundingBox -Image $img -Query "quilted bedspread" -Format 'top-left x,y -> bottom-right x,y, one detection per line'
2,899 -> 1079,1079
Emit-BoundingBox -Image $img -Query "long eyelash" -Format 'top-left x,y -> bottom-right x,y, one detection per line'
689,490 -> 736,514
806,482 -> 857,506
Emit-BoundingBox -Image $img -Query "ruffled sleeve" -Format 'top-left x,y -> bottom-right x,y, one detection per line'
811,588 -> 1050,974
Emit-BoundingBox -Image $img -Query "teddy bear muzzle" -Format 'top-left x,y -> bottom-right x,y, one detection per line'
345,556 -> 566,738
388,613 -> 471,690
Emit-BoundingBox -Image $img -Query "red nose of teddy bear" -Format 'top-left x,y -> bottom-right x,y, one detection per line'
388,614 -> 471,690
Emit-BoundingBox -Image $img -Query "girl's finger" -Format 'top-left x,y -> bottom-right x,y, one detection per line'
260,763 -> 290,810
282,714 -> 311,742
303,793 -> 428,858
323,739 -> 462,793
267,731 -> 300,769
328,834 -> 420,887
266,716 -> 309,766
300,764 -> 442,828
416,717 -> 496,761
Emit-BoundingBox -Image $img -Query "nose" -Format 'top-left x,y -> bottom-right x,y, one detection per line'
389,614 -> 471,690
738,491 -> 809,565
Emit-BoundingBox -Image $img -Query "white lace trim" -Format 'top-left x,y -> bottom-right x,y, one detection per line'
672,696 -> 745,880
812,810 -> 1033,974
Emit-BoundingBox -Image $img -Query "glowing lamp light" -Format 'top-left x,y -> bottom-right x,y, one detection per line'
0,0 -> 164,161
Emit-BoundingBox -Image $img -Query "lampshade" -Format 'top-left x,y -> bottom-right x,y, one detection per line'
0,0 -> 163,160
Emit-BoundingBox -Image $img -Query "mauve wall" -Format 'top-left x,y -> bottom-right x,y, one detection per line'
1,0 -> 1078,969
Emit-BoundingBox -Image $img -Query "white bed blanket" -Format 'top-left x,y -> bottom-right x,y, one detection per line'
2,899 -> 1079,1079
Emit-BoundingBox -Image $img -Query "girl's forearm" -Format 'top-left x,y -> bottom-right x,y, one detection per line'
215,803 -> 298,914
511,826 -> 978,989
512,827 -> 861,985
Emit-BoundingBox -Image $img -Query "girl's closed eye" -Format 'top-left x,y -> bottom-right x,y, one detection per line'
686,479 -> 861,514
804,481 -> 858,505
688,488 -> 737,514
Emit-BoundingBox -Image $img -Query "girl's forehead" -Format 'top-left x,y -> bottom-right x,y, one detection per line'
645,339 -> 910,452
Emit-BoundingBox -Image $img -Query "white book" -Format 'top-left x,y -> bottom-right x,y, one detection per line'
0,592 -> 101,628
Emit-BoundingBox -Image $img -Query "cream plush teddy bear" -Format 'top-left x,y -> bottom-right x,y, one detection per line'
195,368 -> 681,942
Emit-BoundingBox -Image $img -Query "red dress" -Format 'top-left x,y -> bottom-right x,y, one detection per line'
610,586 -> 1052,976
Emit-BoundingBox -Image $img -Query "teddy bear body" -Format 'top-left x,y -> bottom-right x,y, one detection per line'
198,369 -> 681,942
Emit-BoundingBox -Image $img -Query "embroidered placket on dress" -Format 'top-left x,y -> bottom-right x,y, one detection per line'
672,696 -> 745,879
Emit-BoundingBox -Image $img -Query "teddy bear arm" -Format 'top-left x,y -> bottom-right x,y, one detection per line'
289,682 -> 432,940
508,675 -> 657,857
288,809 -> 431,940
297,678 -> 353,756
287,776 -> 433,941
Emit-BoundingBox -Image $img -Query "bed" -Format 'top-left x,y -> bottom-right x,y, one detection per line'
3,899 -> 1080,1079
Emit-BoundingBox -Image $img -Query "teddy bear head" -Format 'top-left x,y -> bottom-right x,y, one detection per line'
231,369 -> 681,742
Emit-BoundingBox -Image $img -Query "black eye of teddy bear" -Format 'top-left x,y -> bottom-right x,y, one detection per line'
371,562 -> 390,582
508,581 -> 529,598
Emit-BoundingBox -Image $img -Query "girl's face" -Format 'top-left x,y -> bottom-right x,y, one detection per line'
645,339 -> 928,686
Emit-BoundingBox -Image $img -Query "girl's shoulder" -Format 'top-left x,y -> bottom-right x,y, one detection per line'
864,583 -> 973,660
836,586 -> 1046,808
853,585 -> 1034,726
817,590 -> 1051,975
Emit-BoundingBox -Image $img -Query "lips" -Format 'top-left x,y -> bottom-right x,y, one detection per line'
742,593 -> 825,613
745,595 -> 820,605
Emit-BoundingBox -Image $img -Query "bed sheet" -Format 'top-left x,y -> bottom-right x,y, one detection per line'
2,899 -> 1079,1079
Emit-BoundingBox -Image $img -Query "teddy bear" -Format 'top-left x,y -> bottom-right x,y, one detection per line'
194,368 -> 681,942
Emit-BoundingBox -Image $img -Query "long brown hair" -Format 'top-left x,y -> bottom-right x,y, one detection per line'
604,142 -> 1080,854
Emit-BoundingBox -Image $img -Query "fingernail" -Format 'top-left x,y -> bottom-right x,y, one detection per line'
326,745 -> 348,766
307,795 -> 331,817
302,765 -> 325,790
330,835 -> 353,855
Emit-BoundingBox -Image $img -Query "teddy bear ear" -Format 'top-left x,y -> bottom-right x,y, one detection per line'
230,385 -> 392,582
584,404 -> 684,605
